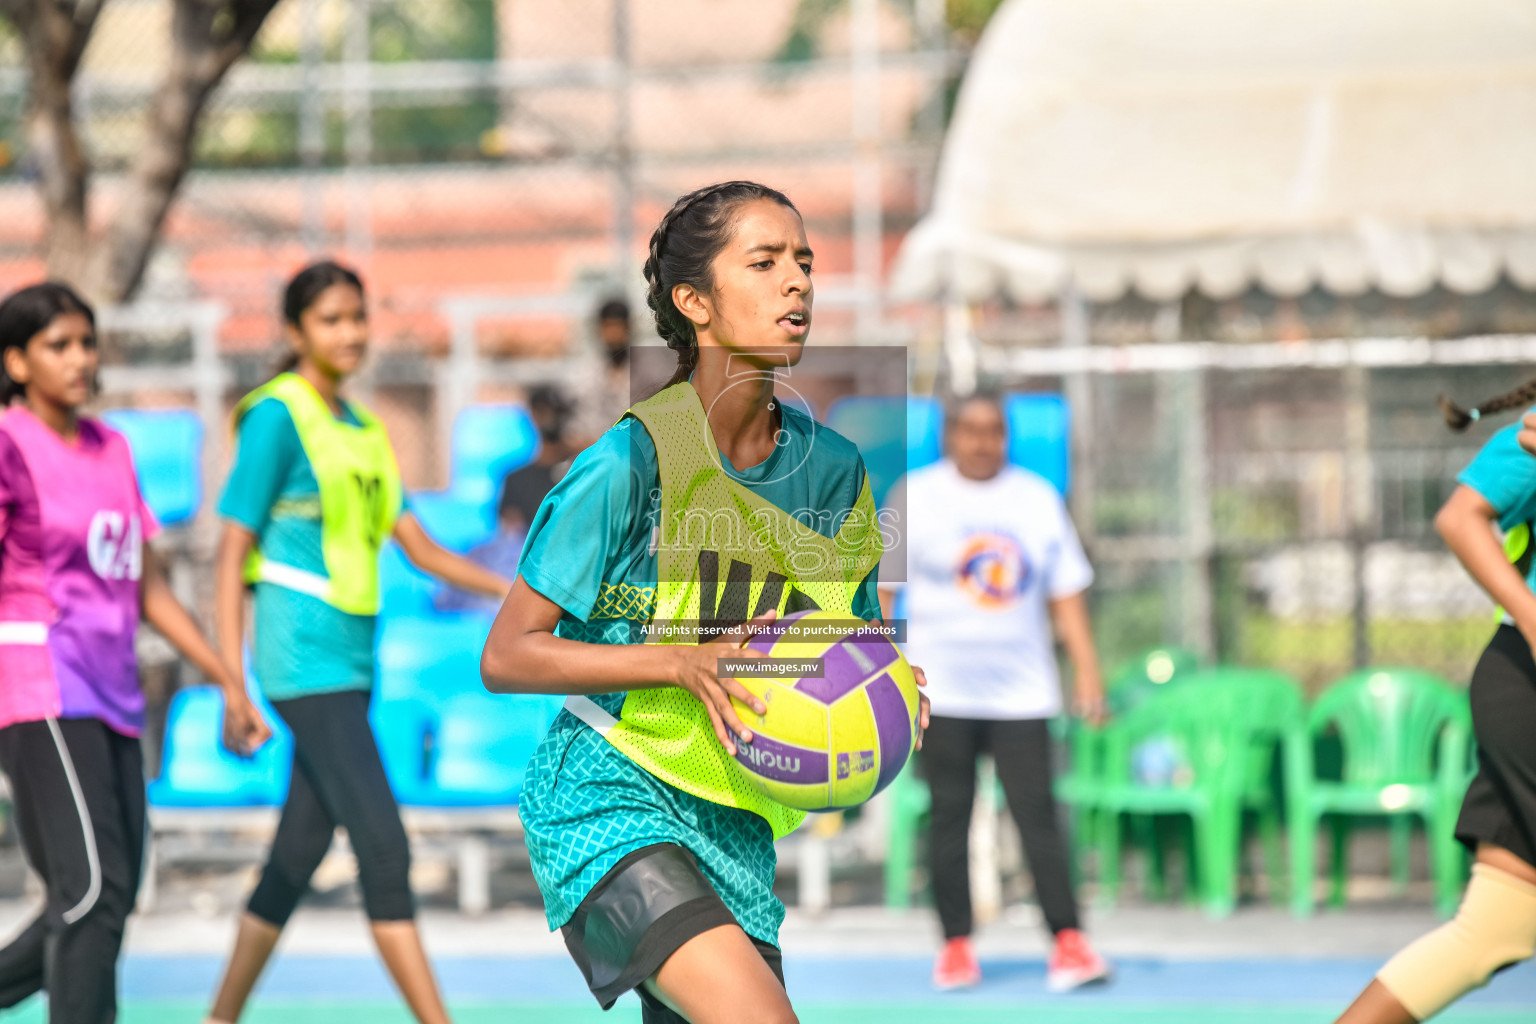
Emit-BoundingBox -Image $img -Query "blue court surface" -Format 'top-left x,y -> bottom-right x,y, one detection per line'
1,954 -> 1530,1022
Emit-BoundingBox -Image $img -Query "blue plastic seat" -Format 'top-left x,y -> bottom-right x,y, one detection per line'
1004,393 -> 1071,495
101,408 -> 204,526
376,614 -> 495,707
416,692 -> 563,807
149,686 -> 292,807
824,395 -> 946,507
379,542 -> 436,617
384,493 -> 497,615
450,405 -> 541,509
907,396 -> 943,470
408,491 -> 497,551
370,697 -> 441,806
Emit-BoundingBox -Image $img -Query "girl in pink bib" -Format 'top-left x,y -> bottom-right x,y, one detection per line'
0,283 -> 265,1024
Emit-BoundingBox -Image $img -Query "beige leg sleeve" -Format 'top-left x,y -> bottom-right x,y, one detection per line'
1376,864 -> 1536,1021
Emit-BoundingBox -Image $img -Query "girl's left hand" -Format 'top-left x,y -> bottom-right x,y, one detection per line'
912,664 -> 931,751
222,692 -> 274,758
1521,410 -> 1536,455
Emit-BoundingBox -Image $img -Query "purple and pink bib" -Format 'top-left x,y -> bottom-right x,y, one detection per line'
0,408 -> 158,736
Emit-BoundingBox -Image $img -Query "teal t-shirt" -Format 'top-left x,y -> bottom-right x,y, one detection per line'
217,396 -> 399,701
517,401 -> 880,944
1458,415 -> 1536,595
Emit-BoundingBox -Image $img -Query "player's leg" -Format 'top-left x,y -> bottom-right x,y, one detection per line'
0,719 -> 142,1023
990,717 -> 1109,991
208,723 -> 337,1023
642,925 -> 793,1024
1336,626 -> 1536,1023
272,691 -> 449,1024
922,716 -> 980,937
561,843 -> 791,1023
990,718 -> 1080,934
0,722 -> 52,1009
1339,846 -> 1536,1024
920,715 -> 983,986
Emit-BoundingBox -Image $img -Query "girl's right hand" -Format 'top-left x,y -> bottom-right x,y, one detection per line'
222,691 -> 274,758
671,609 -> 777,756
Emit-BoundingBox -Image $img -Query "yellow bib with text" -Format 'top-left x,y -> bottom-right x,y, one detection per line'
598,383 -> 882,838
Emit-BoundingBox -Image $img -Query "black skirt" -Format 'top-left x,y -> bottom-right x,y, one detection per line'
1455,624 -> 1536,868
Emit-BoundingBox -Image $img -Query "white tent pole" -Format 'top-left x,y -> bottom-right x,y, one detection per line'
943,295 -> 978,396
1058,286 -> 1095,539
1177,367 -> 1214,656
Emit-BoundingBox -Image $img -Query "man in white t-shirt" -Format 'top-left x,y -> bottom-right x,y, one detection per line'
879,393 -> 1110,994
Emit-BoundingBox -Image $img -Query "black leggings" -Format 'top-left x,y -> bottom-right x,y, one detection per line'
921,715 -> 1081,938
248,689 -> 414,925
0,717 -> 145,1024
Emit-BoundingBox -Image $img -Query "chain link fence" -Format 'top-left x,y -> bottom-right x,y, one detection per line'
5,1 -> 1534,703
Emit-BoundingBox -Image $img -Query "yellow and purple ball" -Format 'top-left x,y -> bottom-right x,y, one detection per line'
728,609 -> 920,811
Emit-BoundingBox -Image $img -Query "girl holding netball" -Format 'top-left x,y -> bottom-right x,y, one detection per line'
482,181 -> 928,1024
0,282 -> 266,1024
1334,383 -> 1536,1023
205,262 -> 509,1024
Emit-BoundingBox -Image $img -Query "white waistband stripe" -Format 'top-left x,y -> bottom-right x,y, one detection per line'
0,622 -> 48,645
254,561 -> 332,601
564,695 -> 618,737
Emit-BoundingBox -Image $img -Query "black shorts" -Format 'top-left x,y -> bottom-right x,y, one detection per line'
1455,624 -> 1536,868
560,843 -> 784,1019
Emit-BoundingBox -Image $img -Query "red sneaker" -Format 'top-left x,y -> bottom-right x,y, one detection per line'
933,936 -> 982,989
1047,929 -> 1111,992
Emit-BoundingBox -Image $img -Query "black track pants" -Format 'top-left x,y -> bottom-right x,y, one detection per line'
0,717 -> 145,1024
921,715 -> 1081,939
247,689 -> 414,926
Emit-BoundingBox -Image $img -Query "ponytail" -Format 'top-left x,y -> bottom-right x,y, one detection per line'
1440,376 -> 1536,432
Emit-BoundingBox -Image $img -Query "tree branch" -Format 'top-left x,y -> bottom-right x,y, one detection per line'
94,0 -> 281,301
5,0 -> 105,289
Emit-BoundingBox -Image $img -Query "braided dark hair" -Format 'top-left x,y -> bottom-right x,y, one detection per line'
643,181 -> 798,389
0,282 -> 95,406
1440,376 -> 1536,432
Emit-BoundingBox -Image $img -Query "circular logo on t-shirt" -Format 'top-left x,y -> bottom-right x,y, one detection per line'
87,511 -> 142,582
954,532 -> 1029,608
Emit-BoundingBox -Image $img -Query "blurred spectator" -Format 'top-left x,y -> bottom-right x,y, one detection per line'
570,297 -> 635,444
433,468 -> 548,614
528,383 -> 580,474
434,384 -> 575,613
879,393 -> 1110,994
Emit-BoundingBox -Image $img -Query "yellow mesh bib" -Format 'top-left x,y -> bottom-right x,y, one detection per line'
233,373 -> 403,616
598,383 -> 882,838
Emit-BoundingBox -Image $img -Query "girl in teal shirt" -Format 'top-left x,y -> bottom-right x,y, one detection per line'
205,262 -> 510,1024
483,182 -> 929,1024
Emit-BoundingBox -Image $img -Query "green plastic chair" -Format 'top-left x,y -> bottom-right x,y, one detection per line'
883,760 -> 934,908
1289,668 -> 1473,918
1092,669 -> 1304,917
1056,645 -> 1205,887
1106,645 -> 1204,713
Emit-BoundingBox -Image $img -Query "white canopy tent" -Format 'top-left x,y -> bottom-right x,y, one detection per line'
894,0 -> 1536,306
